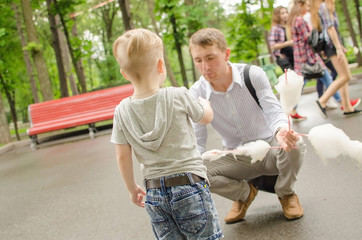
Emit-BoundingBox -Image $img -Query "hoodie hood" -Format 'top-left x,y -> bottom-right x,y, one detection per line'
119,88 -> 173,151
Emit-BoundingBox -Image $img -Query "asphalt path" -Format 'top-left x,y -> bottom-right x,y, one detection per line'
1,79 -> 361,240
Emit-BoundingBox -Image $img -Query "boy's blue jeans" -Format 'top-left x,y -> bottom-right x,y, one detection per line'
144,173 -> 223,240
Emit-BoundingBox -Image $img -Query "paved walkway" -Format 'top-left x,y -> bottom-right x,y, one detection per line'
1,78 -> 361,240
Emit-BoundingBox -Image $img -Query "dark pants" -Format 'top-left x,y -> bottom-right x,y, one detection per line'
317,59 -> 337,98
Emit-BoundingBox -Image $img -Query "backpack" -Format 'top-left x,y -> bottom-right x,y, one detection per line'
308,29 -> 326,53
244,64 -> 261,108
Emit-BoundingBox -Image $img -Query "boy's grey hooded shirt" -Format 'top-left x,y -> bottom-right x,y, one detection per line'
111,87 -> 208,181
120,88 -> 173,151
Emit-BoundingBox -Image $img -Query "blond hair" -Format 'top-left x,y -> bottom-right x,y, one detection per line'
272,6 -> 287,26
113,28 -> 163,79
310,0 -> 334,31
189,28 -> 227,52
310,0 -> 322,30
286,0 -> 307,39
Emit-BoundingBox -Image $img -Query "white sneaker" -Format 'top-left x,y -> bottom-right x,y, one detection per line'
326,98 -> 338,109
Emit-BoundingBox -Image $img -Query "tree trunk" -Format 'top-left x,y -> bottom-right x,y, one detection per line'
354,0 -> 362,40
341,0 -> 362,66
21,0 -> 53,101
0,71 -> 20,141
190,59 -> 199,83
12,2 -> 39,104
170,13 -> 188,88
184,0 -> 198,83
146,0 -> 178,87
264,30 -> 273,63
56,16 -> 79,96
70,19 -> 87,93
46,0 -> 69,98
0,91 -> 11,144
100,1 -> 117,44
100,2 -> 118,83
54,0 -> 87,93
260,0 -> 273,64
118,0 -> 133,31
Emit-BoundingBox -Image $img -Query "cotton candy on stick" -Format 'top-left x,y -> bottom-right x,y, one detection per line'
275,69 -> 304,114
241,140 -> 271,164
202,140 -> 271,164
308,123 -> 362,165
274,70 -> 305,130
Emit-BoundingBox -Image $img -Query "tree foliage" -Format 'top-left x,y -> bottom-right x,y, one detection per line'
226,0 -> 274,63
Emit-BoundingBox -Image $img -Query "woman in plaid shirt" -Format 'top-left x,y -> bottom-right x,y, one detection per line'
310,0 -> 361,117
287,0 -> 328,76
268,6 -> 294,70
270,6 -> 306,121
287,0 -> 343,119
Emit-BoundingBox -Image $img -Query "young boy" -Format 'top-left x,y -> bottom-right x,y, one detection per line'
111,28 -> 223,239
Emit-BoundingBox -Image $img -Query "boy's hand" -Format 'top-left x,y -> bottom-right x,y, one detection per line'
198,97 -> 213,124
275,127 -> 299,152
129,185 -> 146,207
198,96 -> 210,106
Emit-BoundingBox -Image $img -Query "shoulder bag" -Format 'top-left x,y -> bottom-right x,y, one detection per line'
308,29 -> 326,53
301,62 -> 324,79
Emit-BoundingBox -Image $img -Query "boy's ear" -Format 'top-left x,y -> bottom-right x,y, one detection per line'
225,48 -> 231,61
157,58 -> 165,73
121,69 -> 129,80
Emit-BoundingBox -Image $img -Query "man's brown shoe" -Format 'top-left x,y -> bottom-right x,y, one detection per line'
224,183 -> 258,223
278,194 -> 304,220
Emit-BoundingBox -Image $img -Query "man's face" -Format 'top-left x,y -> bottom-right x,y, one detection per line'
190,44 -> 229,84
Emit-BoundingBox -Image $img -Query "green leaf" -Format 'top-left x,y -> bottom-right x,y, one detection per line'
22,41 -> 43,53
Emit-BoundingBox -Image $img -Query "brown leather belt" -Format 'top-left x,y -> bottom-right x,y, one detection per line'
145,173 -> 204,190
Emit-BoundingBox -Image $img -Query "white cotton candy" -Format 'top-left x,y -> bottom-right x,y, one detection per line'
238,140 -> 271,164
346,140 -> 362,164
201,140 -> 270,164
308,124 -> 349,164
274,70 -> 304,114
308,123 -> 362,165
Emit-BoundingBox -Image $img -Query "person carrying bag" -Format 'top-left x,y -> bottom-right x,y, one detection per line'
268,6 -> 295,70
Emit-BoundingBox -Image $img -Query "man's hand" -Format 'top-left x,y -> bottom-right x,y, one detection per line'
275,127 -> 299,152
129,185 -> 146,207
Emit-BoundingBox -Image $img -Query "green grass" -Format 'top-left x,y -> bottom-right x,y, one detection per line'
351,66 -> 362,75
10,128 -> 27,135
304,79 -> 316,88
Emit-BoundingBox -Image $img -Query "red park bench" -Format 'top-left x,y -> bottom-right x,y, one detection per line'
27,84 -> 134,148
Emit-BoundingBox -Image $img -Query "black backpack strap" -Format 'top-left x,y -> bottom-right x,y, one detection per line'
244,64 -> 261,108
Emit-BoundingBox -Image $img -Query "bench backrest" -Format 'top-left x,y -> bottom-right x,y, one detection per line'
28,84 -> 134,127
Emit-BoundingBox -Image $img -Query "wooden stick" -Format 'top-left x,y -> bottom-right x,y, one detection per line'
285,68 -> 288,84
288,114 -> 291,132
269,146 -> 299,149
297,133 -> 308,137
